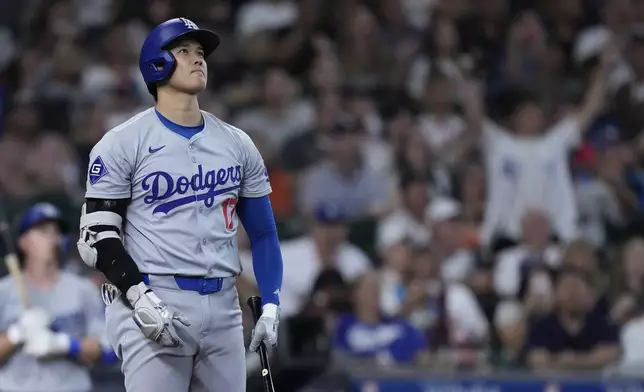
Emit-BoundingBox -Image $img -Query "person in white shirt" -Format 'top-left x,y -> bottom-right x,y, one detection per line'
376,174 -> 431,252
240,203 -> 371,317
380,246 -> 489,348
426,197 -> 476,282
494,208 -> 562,300
474,48 -> 612,247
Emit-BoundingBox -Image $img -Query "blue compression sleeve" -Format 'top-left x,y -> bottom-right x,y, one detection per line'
237,196 -> 283,306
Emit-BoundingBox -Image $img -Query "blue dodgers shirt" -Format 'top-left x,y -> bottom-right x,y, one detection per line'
333,314 -> 428,363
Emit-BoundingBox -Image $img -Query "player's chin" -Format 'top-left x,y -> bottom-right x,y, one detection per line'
184,79 -> 207,94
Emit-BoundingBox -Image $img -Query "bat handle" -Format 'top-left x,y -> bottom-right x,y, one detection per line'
247,295 -> 263,323
247,296 -> 275,392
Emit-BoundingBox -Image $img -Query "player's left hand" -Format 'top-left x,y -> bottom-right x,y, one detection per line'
127,282 -> 191,347
249,303 -> 279,352
23,328 -> 72,359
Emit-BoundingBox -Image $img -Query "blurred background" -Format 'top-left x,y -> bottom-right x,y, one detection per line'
4,0 -> 644,391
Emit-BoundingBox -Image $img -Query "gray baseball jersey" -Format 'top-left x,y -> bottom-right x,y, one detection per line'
0,272 -> 108,392
85,108 -> 272,277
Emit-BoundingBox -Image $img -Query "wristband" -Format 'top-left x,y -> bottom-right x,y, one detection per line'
101,349 -> 119,364
67,337 -> 82,359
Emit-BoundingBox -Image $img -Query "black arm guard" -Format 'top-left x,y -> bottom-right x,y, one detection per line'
85,198 -> 143,293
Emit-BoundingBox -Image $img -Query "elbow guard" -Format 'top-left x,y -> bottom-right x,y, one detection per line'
77,203 -> 122,268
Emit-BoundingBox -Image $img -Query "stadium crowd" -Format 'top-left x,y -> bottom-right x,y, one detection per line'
2,0 -> 644,388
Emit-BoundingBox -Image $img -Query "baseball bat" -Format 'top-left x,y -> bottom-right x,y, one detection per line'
247,296 -> 275,392
0,218 -> 29,308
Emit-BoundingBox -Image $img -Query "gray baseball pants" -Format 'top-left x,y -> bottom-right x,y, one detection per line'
104,275 -> 245,392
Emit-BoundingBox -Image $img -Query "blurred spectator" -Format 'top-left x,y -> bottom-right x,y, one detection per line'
454,161 -> 486,230
493,301 -> 526,369
334,272 -> 429,366
241,203 -> 371,317
527,266 -> 620,372
609,237 -> 644,325
236,0 -> 298,39
336,5 -> 388,90
233,67 -> 315,161
561,239 -> 609,313
406,16 -> 466,101
575,143 -> 626,247
416,73 -> 482,167
426,197 -> 476,282
617,304 -> 644,376
468,261 -> 499,329
80,24 -> 148,104
301,268 -> 352,319
281,91 -> 343,172
377,174 -> 431,253
0,100 -> 81,200
381,246 -> 489,351
624,131 -> 644,214
298,116 -> 390,219
614,26 -> 644,141
480,50 -> 610,248
494,209 -> 561,300
395,129 -> 453,198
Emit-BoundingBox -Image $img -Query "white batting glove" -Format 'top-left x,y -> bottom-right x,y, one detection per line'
6,324 -> 24,345
23,328 -> 72,358
126,282 -> 190,347
249,304 -> 279,352
6,308 -> 53,346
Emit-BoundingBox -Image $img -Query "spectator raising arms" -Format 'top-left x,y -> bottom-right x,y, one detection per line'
478,46 -> 613,249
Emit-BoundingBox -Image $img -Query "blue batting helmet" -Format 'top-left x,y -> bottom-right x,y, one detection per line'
139,18 -> 220,94
18,202 -> 68,237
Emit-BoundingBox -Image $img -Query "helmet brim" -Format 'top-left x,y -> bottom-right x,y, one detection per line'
164,29 -> 221,58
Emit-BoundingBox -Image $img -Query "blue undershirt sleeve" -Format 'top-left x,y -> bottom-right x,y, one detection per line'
237,196 -> 283,306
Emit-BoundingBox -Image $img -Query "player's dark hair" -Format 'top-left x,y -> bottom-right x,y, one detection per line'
148,84 -> 159,101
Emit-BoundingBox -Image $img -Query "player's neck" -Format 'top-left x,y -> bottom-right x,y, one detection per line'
24,259 -> 59,287
156,91 -> 202,127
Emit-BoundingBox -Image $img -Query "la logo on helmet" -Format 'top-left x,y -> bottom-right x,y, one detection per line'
181,18 -> 198,30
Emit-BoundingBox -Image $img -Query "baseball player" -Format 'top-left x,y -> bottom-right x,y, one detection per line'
77,18 -> 284,392
0,202 -> 116,392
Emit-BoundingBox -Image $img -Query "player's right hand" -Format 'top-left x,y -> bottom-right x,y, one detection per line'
126,282 -> 190,347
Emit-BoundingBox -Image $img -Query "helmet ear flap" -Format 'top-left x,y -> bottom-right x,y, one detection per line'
142,50 -> 177,97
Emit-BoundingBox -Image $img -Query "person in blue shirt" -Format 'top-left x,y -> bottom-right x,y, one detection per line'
333,271 -> 429,365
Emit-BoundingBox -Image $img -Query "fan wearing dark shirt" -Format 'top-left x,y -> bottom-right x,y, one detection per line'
526,266 -> 620,372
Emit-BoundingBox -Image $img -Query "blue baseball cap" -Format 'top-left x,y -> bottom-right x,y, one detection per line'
18,202 -> 67,237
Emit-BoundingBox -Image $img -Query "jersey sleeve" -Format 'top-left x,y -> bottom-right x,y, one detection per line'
85,133 -> 133,199
544,115 -> 582,151
238,132 -> 272,198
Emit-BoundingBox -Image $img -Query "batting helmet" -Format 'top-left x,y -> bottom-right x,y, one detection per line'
139,17 -> 220,95
18,202 -> 68,237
